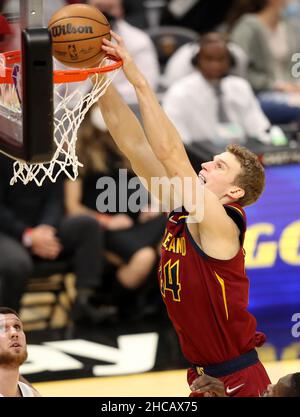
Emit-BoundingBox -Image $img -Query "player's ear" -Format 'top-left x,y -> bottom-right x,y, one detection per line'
227,185 -> 245,201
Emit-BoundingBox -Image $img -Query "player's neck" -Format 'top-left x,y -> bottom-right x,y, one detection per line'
0,367 -> 20,397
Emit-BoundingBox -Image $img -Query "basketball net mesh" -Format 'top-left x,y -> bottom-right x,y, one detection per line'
6,57 -> 120,186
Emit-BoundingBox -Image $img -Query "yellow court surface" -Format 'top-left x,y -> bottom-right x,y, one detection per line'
34,360 -> 300,397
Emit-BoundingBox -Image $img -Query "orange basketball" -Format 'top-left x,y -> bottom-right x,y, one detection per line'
48,4 -> 111,68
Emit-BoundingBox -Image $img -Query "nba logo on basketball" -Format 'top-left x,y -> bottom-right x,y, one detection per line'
48,4 -> 111,68
68,45 -> 78,60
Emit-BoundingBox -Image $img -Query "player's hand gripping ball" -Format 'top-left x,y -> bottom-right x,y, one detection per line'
48,4 -> 111,68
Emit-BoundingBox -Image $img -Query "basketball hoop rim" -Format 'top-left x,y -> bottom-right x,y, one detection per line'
0,50 -> 122,84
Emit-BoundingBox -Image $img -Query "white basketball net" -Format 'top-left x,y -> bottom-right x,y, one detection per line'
1,56 -> 120,186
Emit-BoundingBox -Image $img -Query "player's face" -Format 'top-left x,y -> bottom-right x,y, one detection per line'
262,374 -> 292,397
198,43 -> 231,81
0,314 -> 27,367
199,152 -> 244,200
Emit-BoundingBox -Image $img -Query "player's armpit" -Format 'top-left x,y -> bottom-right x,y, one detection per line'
185,190 -> 241,260
200,187 -> 240,231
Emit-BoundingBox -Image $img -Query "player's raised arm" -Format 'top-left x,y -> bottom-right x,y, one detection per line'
102,33 -> 197,191
102,32 -> 248,259
97,81 -> 168,207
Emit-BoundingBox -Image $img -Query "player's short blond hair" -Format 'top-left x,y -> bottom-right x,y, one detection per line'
0,307 -> 20,318
227,144 -> 265,207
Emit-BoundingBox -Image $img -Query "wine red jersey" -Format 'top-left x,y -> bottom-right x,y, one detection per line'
159,203 -> 265,366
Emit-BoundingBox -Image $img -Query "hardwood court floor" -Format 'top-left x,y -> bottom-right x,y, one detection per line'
34,360 -> 300,397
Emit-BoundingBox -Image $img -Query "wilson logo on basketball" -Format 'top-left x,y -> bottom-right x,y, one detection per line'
51,24 -> 93,37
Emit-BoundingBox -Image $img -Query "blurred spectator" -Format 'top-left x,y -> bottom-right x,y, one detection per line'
161,0 -> 234,33
0,307 -> 40,397
0,154 -> 108,323
87,0 -> 160,103
64,107 -> 166,318
231,0 -> 300,124
162,33 -> 272,146
162,38 -> 248,89
227,0 -> 300,31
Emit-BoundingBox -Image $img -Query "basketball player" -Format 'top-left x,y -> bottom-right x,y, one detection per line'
0,307 -> 40,397
96,31 -> 271,397
190,372 -> 300,397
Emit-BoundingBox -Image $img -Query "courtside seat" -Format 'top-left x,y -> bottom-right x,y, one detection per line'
146,25 -> 199,72
21,260 -> 74,330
